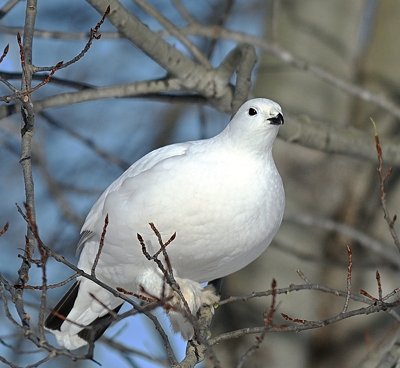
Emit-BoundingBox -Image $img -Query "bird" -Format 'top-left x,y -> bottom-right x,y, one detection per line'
44,98 -> 285,350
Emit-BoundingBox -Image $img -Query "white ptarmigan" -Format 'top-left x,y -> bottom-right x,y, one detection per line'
45,98 -> 285,350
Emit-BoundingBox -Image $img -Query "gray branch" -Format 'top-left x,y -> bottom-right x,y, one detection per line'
281,112 -> 392,164
85,0 -> 234,110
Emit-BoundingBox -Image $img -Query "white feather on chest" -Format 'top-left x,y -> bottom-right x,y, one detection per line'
79,131 -> 284,286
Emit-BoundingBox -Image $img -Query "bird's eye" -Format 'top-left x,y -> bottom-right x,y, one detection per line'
248,107 -> 257,116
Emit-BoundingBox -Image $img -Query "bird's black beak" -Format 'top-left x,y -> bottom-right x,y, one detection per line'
268,113 -> 284,125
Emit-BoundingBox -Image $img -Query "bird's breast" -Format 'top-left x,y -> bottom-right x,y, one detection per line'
96,153 -> 284,283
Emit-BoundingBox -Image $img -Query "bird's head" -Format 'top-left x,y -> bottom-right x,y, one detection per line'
224,98 -> 284,153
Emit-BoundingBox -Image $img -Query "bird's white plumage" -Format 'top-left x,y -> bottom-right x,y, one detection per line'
47,98 -> 285,350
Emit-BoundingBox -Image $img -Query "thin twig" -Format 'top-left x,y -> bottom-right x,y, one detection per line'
0,6 -> 110,103
376,270 -> 383,301
371,119 -> 400,252
3,61 -> 64,103
382,287 -> 400,302
0,24 -> 121,39
34,6 -> 110,73
40,111 -> 130,170
147,223 -> 194,319
34,144 -> 83,228
296,269 -> 311,284
359,289 -> 378,302
219,281 -> 388,308
0,355 -> 20,368
182,23 -> 400,119
284,211 -> 400,268
205,0 -> 235,59
100,335 -> 171,367
341,245 -> 352,314
237,279 -> 278,368
116,287 -> 158,303
0,43 -> 9,63
133,0 -> 211,68
211,299 -> 400,346
15,203 -> 178,365
171,0 -> 196,24
0,73 -> 19,93
0,222 -> 9,236
0,273 -> 24,331
15,274 -> 78,291
0,0 -> 20,20
91,214 -> 108,277
17,32 -> 28,92
137,225 -> 193,319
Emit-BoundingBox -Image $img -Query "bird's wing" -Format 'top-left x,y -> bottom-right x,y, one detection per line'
76,142 -> 193,253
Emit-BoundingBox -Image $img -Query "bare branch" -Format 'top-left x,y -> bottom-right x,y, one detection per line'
137,224 -> 193,319
0,7 -> 109,104
91,214 -> 108,277
341,245 -> 353,314
15,274 -> 78,291
100,335 -> 171,367
204,0 -> 235,59
215,43 -> 257,115
86,0 -> 234,110
0,354 -> 20,368
170,0 -> 197,25
0,43 -> 9,63
296,269 -> 311,284
237,279 -> 278,368
182,23 -> 400,120
175,307 -> 220,368
212,298 -> 400,345
2,61 -> 64,103
40,111 -> 130,171
34,6 -> 110,73
372,119 -> 400,252
12,203 -> 178,365
133,0 -> 211,68
0,24 -> 121,40
0,0 -> 20,20
0,222 -> 9,237
17,32 -> 28,92
284,211 -> 400,268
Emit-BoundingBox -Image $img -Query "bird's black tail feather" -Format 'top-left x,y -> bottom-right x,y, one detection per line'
45,281 -> 123,344
78,304 -> 122,342
45,281 -> 80,331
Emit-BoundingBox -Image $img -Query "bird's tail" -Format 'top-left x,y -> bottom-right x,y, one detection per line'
45,281 -> 122,350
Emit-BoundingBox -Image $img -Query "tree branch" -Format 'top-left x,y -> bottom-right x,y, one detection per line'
15,0 -> 37,343
182,23 -> 400,120
85,0 -> 234,110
